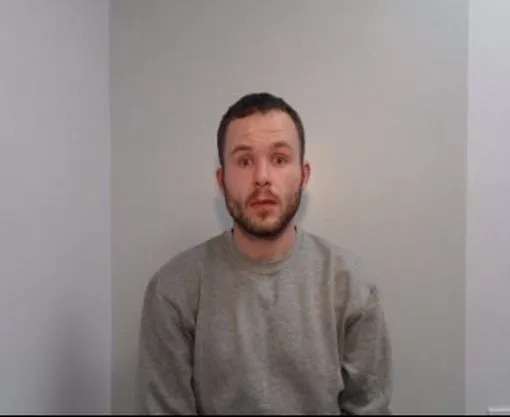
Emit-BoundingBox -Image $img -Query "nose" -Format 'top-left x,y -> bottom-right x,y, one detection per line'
253,160 -> 271,188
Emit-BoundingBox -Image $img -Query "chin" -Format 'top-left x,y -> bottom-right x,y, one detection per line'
253,223 -> 279,234
251,216 -> 279,227
252,220 -> 289,236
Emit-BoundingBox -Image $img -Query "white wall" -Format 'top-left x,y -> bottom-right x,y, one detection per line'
466,1 -> 510,414
0,0 -> 111,413
6,2 -> 508,414
111,1 -> 467,413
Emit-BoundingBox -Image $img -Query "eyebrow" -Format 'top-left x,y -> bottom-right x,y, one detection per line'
230,144 -> 253,156
271,141 -> 293,151
230,141 -> 293,156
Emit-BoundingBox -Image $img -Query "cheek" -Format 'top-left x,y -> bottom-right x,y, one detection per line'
224,170 -> 250,198
278,170 -> 303,192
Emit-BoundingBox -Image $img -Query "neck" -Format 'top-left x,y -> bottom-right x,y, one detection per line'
232,222 -> 297,262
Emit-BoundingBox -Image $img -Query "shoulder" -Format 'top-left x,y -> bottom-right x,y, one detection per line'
148,232 -> 225,299
302,229 -> 379,310
303,230 -> 362,275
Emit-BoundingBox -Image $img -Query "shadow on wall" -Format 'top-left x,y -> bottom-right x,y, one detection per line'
213,189 -> 310,231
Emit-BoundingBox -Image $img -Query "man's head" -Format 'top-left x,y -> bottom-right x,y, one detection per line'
216,93 -> 311,239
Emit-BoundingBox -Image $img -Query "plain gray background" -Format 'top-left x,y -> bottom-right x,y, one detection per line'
1,0 -> 509,414
466,0 -> 510,413
111,1 -> 466,413
0,0 -> 110,413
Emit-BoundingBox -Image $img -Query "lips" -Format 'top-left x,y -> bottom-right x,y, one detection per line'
252,199 -> 275,205
250,198 -> 277,207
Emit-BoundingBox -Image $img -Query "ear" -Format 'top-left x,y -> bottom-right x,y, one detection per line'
301,161 -> 311,190
216,166 -> 226,196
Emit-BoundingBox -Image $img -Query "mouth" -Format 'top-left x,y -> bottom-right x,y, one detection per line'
250,199 -> 277,207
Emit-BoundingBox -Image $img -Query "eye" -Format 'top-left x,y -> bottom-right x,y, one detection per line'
237,156 -> 252,167
272,154 -> 288,166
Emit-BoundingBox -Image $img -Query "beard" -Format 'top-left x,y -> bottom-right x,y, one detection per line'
222,176 -> 303,240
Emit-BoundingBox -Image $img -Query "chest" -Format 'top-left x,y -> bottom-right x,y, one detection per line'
193,267 -> 340,381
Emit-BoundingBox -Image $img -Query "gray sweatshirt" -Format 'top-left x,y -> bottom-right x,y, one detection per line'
136,226 -> 392,414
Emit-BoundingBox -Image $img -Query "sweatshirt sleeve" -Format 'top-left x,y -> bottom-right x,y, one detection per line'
338,285 -> 393,415
136,273 -> 198,415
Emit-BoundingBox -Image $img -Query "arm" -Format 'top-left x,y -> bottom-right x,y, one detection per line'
136,274 -> 198,415
339,285 -> 392,415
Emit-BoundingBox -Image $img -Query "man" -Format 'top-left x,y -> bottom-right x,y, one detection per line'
136,92 -> 392,414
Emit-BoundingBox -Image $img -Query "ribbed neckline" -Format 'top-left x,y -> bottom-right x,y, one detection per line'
222,225 -> 304,275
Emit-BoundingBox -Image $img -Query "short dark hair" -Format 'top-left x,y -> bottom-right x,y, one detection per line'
217,92 -> 305,167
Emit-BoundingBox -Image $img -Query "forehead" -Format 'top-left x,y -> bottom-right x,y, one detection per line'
225,110 -> 299,151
